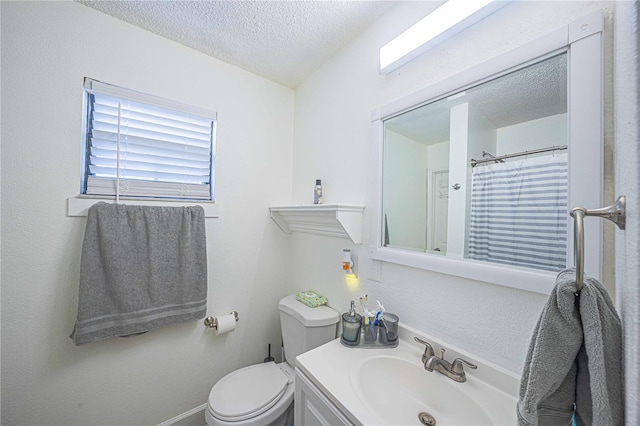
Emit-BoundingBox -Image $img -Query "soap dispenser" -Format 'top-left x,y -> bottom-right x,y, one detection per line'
341,301 -> 362,346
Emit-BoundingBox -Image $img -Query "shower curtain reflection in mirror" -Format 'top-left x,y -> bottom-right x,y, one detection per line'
468,153 -> 568,271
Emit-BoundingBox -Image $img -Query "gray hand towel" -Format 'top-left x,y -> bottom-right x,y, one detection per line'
517,268 -> 624,426
71,202 -> 207,345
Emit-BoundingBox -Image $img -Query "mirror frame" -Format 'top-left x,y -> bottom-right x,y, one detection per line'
370,11 -> 604,295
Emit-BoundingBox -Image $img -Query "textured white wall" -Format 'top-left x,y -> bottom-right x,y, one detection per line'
614,1 -> 640,423
427,141 -> 449,171
1,2 -> 293,425
291,1 -> 615,373
496,114 -> 567,156
383,129 -> 428,251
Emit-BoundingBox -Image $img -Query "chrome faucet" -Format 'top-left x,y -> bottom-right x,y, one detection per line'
414,337 -> 435,363
414,337 -> 477,383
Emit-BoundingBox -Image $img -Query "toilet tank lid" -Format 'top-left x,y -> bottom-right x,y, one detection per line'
279,295 -> 339,327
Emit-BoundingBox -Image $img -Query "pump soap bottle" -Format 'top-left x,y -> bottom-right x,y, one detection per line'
341,300 -> 362,346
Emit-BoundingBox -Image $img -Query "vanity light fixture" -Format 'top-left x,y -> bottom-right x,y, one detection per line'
379,0 -> 510,74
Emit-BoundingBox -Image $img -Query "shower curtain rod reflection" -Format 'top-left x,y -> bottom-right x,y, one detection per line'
470,145 -> 567,167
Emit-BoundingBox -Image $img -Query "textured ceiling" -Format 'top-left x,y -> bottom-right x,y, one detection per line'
76,0 -> 397,88
386,53 -> 568,145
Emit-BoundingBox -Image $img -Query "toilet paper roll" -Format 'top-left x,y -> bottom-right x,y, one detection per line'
215,314 -> 237,336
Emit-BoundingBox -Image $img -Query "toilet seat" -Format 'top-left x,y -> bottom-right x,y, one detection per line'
208,362 -> 291,422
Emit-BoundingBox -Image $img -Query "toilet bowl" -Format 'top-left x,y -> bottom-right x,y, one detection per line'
205,295 -> 339,426
205,362 -> 294,426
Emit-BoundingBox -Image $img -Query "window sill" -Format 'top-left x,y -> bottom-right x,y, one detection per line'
67,196 -> 219,218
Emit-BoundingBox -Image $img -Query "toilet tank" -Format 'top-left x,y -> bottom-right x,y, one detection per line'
278,295 -> 339,368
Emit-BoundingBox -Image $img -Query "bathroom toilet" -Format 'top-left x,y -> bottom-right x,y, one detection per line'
205,295 -> 339,426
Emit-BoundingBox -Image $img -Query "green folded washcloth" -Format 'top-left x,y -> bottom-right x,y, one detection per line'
295,290 -> 328,308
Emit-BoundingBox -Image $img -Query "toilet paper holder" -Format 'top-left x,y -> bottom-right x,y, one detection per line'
204,311 -> 239,329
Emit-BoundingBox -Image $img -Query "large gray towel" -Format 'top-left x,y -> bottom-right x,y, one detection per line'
517,268 -> 623,425
71,202 -> 207,345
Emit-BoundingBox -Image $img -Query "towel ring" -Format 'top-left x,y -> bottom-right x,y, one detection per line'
570,195 -> 626,294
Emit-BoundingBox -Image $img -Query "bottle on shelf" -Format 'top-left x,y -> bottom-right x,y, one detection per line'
314,179 -> 323,204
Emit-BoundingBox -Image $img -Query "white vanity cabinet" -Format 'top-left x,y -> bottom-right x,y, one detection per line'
294,367 -> 353,426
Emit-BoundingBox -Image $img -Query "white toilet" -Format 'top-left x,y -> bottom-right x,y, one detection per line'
205,295 -> 339,426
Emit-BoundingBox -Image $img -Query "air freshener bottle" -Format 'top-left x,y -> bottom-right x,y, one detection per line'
314,179 -> 323,204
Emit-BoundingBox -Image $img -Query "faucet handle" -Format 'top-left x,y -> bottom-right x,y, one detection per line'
414,337 -> 435,363
451,358 -> 478,375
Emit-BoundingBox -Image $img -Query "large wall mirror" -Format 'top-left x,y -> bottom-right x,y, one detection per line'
383,53 -> 568,272
372,12 -> 604,294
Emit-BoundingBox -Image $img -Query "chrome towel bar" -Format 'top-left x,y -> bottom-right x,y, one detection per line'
570,195 -> 626,294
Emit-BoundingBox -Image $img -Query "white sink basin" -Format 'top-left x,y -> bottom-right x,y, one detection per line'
351,355 -> 493,425
295,324 -> 519,426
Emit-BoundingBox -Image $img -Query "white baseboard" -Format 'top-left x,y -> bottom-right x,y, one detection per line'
157,403 -> 207,426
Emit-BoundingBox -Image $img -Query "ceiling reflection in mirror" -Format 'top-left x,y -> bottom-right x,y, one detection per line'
382,53 -> 568,272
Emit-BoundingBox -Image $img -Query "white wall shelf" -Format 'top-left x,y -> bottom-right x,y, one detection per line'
269,205 -> 365,244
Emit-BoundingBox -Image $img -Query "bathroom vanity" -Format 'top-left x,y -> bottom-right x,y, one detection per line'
295,323 -> 519,426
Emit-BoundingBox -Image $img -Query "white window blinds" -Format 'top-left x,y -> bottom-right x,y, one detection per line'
83,79 -> 216,200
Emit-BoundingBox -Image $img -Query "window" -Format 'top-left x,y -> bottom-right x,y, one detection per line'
82,78 -> 216,201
